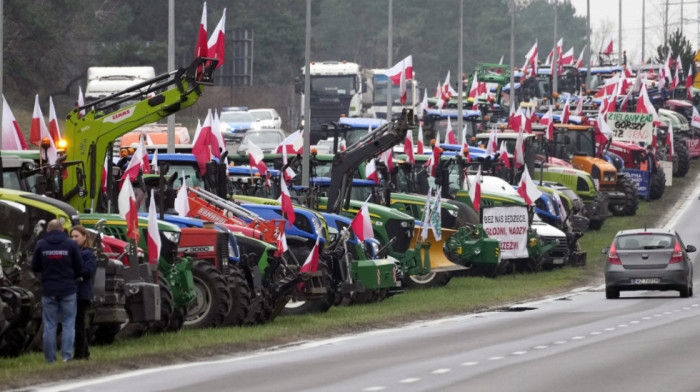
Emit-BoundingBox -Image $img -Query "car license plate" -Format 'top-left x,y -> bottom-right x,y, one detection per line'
632,278 -> 661,284
552,258 -> 564,265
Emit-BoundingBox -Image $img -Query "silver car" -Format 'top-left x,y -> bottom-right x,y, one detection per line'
603,228 -> 696,299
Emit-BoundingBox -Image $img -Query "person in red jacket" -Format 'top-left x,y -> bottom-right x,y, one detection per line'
31,220 -> 86,363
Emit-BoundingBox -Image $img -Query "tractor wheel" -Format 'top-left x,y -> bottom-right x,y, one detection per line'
404,271 -> 452,289
673,139 -> 691,177
184,260 -> 232,329
89,323 -> 122,345
610,177 -> 638,217
648,170 -> 666,200
223,264 -> 252,326
146,278 -> 175,334
282,261 -> 335,315
583,192 -> 608,230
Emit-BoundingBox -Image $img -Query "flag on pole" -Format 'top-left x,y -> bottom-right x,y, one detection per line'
276,232 -> 289,257
429,187 -> 442,241
195,2 -> 208,58
365,158 -> 379,183
248,141 -> 269,177
404,129 -> 415,164
686,64 -> 694,100
499,141 -> 511,169
77,86 -> 86,117
575,45 -> 586,69
101,154 -> 109,192
417,124 -> 425,154
350,196 -> 374,241
118,175 -> 139,241
419,88 -> 429,117
207,8 -> 226,68
485,127 -> 498,155
193,111 -> 217,174
601,34 -> 614,55
667,122 -> 674,160
152,149 -> 159,174
1,96 -> 28,150
420,187 -> 433,241
399,59 -> 407,105
147,189 -> 161,265
561,96 -> 571,124
174,182 -> 190,217
470,166 -> 482,214
446,117 -> 457,144
385,55 -> 413,85
30,95 -> 57,164
514,126 -> 525,168
517,166 -> 543,206
278,174 -> 296,227
48,97 -> 61,144
299,237 -> 320,273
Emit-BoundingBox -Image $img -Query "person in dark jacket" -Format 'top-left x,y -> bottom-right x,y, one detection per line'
70,225 -> 96,360
31,219 -> 86,363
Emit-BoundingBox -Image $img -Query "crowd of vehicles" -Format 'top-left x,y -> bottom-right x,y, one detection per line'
2,43 -> 700,358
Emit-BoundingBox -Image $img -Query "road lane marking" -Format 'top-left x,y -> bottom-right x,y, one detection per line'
553,340 -> 567,345
683,307 -> 691,310
571,336 -> 585,340
664,311 -> 672,315
629,321 -> 640,324
431,368 -> 451,374
461,361 -> 479,366
363,387 -> 386,391
534,345 -> 548,349
654,314 -> 663,317
604,328 -> 615,331
692,304 -> 699,307
618,324 -> 628,327
512,351 -> 527,355
399,378 -> 421,384
642,317 -> 652,320
488,356 -> 504,361
590,332 -> 602,335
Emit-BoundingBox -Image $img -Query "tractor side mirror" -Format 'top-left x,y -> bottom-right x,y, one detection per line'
601,247 -> 610,254
686,245 -> 696,253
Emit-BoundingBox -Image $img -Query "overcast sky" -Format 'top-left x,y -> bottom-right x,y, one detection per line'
569,0 -> 698,62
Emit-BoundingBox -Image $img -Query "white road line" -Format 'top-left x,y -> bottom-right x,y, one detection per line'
618,324 -> 628,328
488,356 -> 504,361
692,304 -> 699,307
683,307 -> 691,310
399,378 -> 421,384
674,309 -> 682,312
664,311 -> 672,315
363,387 -> 386,391
553,340 -> 567,345
629,321 -> 640,324
534,345 -> 548,349
654,314 -> 663,317
512,351 -> 527,355
461,361 -> 479,366
642,317 -> 652,320
604,328 -> 616,331
571,336 -> 585,340
431,368 -> 452,374
590,331 -> 602,335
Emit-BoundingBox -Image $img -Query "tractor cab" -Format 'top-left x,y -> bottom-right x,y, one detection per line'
422,108 -> 484,143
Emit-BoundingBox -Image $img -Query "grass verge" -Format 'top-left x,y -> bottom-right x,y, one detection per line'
1,163 -> 696,390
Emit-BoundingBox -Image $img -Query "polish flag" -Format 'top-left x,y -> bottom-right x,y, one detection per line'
470,166 -> 482,214
276,232 -> 289,257
468,75 -> 480,99
435,82 -> 445,109
690,107 -> 700,129
434,82 -> 442,98
299,237 -> 320,273
428,132 -> 442,177
138,136 -> 150,174
380,149 -> 393,173
624,65 -> 633,78
248,141 -> 268,177
278,175 -> 296,227
195,2 -> 208,58
461,125 -> 470,162
676,54 -> 683,73
1,96 -> 28,150
517,166 -> 543,206
399,60 -> 407,105
118,175 -> 139,241
539,106 -> 552,125
404,129 -> 415,164
574,94 -> 584,116
282,141 -> 297,181
667,122 -> 674,160
485,127 -> 498,155
601,34 -> 614,56
152,149 -> 159,174
597,112 -> 615,141
417,125 -> 425,154
192,111 -> 216,174
686,65 -> 694,100
541,106 -> 554,140
77,86 -> 85,117
560,47 -> 574,66
523,40 -> 538,77
446,117 -> 457,144
385,55 -> 413,85
191,119 -> 202,145
636,84 -> 660,123
207,9 -> 226,68
174,182 -> 190,217
101,155 -> 109,192
575,45 -> 586,69
274,130 -> 304,154
561,96 -> 571,124
620,88 -> 633,112
120,140 -> 147,184
350,196 -> 374,241
499,142 -> 511,169
48,97 -> 61,144
147,189 -> 161,265
553,190 -> 568,222
514,127 -> 525,168
419,88 -> 429,117
420,187 -> 433,241
30,95 -> 57,164
211,109 -> 224,158
365,159 -> 379,183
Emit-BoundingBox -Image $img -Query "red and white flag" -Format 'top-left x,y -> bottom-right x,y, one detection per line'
195,2 -> 208,58
281,140 -> 297,181
574,94 -> 584,115
299,237 -> 320,273
101,155 -> 109,192
670,66 -> 680,90
514,126 -> 525,168
192,111 -> 217,174
560,47 -> 574,66
276,232 -> 289,256
380,148 -> 393,173
523,40 -> 538,77
446,117 -> 458,144
278,174 -> 296,227
365,158 -> 379,183
350,196 -> 374,242
692,106 -> 700,129
118,174 -> 139,241
561,96 -> 571,124
248,141 -> 269,177
499,141 -> 511,169
48,97 -> 61,144
636,84 -> 660,123
517,166 -> 543,206
30,95 -> 57,164
461,125 -> 470,161
540,106 -> 554,140
417,124 -> 425,154
1,96 -> 28,150
552,189 -> 568,222
120,139 -> 147,184
667,122 -> 674,160
485,127 -> 498,155
152,149 -> 159,174
470,166 -> 482,213
419,88 -> 429,116
620,88 -> 633,112
601,34 -> 614,55
147,189 -> 161,265
174,181 -> 190,217
207,8 -> 226,69
399,60 -> 407,105
404,129 -> 415,164
575,45 -> 586,69
275,129 -> 304,154
686,65 -> 694,100
385,55 -> 413,85
138,135 -> 150,174
468,75 -> 480,99
212,109 -> 224,157
77,86 -> 85,117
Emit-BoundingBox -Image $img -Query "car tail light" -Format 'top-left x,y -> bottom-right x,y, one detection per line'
609,242 -> 621,265
670,241 -> 683,263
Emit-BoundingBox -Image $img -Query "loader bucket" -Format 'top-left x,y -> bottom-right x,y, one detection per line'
410,227 -> 467,272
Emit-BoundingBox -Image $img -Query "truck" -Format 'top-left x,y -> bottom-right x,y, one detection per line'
85,66 -> 156,104
371,68 -> 419,120
297,61 -> 375,144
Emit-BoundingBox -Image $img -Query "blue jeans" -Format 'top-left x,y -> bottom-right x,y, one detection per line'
42,293 -> 77,363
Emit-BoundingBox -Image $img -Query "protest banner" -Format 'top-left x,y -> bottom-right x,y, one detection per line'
482,206 -> 529,259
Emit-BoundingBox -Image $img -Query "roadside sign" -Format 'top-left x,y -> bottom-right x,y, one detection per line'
482,206 -> 529,259
623,169 -> 650,200
607,112 -> 654,145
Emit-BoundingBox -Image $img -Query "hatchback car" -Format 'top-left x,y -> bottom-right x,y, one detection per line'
603,228 -> 696,299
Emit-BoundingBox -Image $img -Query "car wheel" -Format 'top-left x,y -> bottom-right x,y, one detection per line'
605,286 -> 619,299
680,285 -> 690,298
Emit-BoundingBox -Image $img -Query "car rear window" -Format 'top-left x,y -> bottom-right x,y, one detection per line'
615,234 -> 675,250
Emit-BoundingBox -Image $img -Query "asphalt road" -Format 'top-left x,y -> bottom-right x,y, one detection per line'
33,188 -> 700,392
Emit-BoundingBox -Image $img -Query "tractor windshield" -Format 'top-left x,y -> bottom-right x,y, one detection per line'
554,129 -> 595,158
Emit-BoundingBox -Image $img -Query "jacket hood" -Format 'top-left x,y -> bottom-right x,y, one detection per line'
44,230 -> 68,244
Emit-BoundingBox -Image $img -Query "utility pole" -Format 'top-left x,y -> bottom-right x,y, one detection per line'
681,0 -> 684,35
457,0 -> 463,142
387,0 -> 393,121
509,0 -> 516,114
642,0 -> 645,61
664,0 -> 669,51
302,0 -> 311,187
618,0 -> 622,65
586,0 -> 591,87
167,0 -> 175,154
552,0 -> 558,97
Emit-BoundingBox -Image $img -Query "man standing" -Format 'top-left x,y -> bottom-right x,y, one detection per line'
31,219 -> 86,363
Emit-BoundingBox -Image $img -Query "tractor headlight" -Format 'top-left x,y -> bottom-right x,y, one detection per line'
528,237 -> 538,247
447,209 -> 459,217
400,221 -> 410,228
311,216 -> 323,238
162,231 -> 181,245
546,199 -> 556,214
